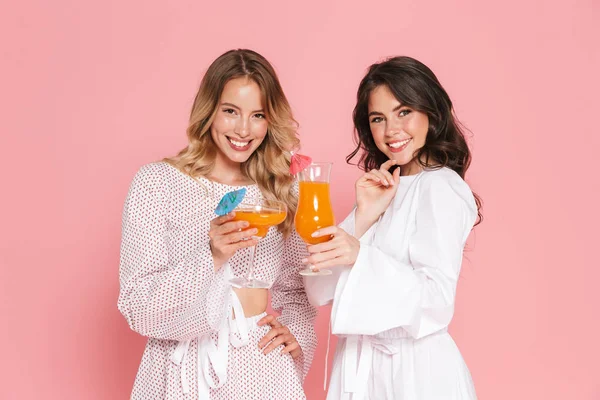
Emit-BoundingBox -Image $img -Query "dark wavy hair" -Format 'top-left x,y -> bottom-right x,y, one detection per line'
347,56 -> 482,225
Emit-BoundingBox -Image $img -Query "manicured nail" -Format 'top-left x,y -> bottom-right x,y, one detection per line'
311,232 -> 318,237
301,258 -> 308,264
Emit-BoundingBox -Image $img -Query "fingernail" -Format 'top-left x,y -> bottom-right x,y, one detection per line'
301,258 -> 308,264
311,232 -> 318,237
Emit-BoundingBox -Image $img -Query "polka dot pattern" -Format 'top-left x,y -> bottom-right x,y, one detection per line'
118,162 -> 317,399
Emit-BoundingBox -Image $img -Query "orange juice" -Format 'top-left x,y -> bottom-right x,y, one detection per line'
234,209 -> 287,238
295,181 -> 335,244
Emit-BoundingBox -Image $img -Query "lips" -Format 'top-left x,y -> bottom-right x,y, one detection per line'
387,138 -> 411,153
227,137 -> 252,151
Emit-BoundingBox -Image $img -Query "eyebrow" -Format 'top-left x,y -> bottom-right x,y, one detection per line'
368,104 -> 404,117
220,102 -> 264,114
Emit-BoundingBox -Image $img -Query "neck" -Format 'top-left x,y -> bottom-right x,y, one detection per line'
209,154 -> 248,185
400,159 -> 422,176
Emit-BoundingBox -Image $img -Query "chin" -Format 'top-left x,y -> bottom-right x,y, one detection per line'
226,153 -> 252,164
226,146 -> 258,164
386,154 -> 410,166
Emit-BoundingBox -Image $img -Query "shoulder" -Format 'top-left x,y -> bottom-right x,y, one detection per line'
129,162 -> 175,195
418,167 -> 477,215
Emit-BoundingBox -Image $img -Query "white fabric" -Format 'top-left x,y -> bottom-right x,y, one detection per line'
170,290 -> 249,398
305,167 -> 478,399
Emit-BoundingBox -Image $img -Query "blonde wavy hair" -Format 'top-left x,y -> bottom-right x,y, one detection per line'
165,49 -> 299,236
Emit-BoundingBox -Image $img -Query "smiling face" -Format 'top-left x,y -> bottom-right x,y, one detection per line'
210,76 -> 269,174
367,84 -> 429,175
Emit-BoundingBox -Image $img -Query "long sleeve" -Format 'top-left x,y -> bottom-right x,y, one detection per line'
303,210 -> 377,307
271,228 -> 318,380
331,173 -> 477,339
117,165 -> 231,341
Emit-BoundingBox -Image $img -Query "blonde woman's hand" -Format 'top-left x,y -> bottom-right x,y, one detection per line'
257,314 -> 303,359
209,212 -> 258,269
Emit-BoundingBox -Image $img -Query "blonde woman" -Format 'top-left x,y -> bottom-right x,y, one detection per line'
118,49 -> 316,399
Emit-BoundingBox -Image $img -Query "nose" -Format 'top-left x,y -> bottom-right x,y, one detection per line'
234,117 -> 250,138
385,119 -> 403,137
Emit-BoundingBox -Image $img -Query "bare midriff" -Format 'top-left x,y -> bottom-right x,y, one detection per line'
231,287 -> 268,319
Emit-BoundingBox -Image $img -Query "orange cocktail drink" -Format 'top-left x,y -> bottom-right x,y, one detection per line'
229,197 -> 287,289
294,162 -> 335,276
233,208 -> 287,238
295,181 -> 335,244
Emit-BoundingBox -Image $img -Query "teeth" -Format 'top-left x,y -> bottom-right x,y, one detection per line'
229,138 -> 250,148
389,139 -> 410,149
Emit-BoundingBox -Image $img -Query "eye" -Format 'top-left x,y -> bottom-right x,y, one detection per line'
254,113 -> 266,119
370,117 -> 384,123
399,109 -> 412,117
223,108 -> 236,115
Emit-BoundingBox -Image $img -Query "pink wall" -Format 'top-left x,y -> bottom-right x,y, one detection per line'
1,0 -> 599,399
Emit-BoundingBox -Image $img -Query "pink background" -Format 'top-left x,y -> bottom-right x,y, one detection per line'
1,0 -> 599,399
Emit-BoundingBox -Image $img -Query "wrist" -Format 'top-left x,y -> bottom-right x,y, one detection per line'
355,207 -> 380,225
210,244 -> 227,271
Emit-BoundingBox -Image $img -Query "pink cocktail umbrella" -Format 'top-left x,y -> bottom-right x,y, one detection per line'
289,150 -> 312,175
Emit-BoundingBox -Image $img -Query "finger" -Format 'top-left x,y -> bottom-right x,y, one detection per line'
377,166 -> 395,185
224,238 -> 259,253
392,165 -> 401,184
366,170 -> 385,183
369,169 -> 390,186
359,171 -> 383,185
311,256 -> 350,270
224,228 -> 258,244
310,226 -> 340,238
258,323 -> 286,348
263,333 -> 294,355
258,328 -> 279,348
289,348 -> 302,359
257,314 -> 275,327
211,212 -> 235,227
306,248 -> 344,266
258,327 -> 287,348
216,220 -> 249,236
306,240 -> 338,254
268,317 -> 282,328
381,159 -> 397,171
281,341 -> 300,354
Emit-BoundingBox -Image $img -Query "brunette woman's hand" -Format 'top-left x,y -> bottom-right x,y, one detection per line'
303,226 -> 360,270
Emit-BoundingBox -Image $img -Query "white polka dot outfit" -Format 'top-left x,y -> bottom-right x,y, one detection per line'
118,162 -> 317,399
